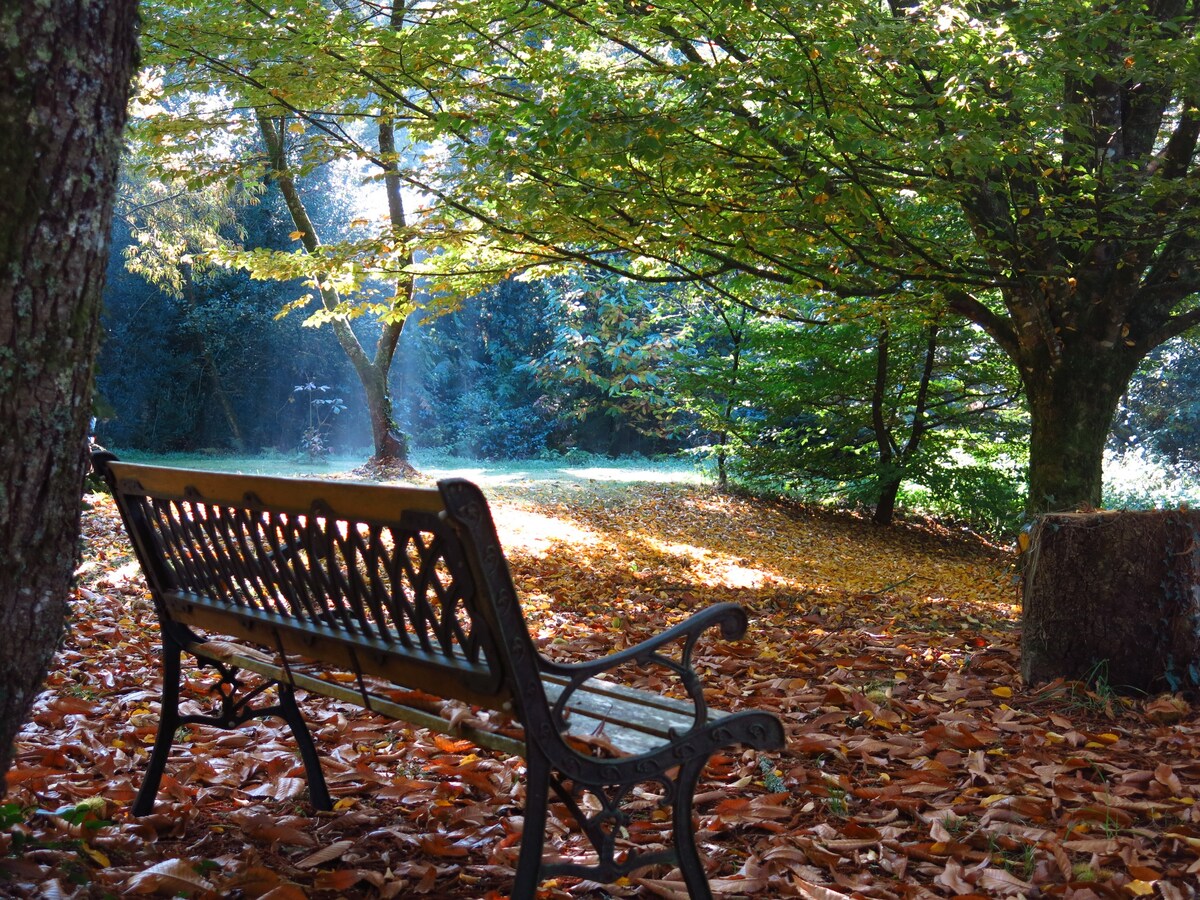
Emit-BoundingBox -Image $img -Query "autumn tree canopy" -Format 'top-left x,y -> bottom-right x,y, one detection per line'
393,0 -> 1200,513
126,0 -> 1200,513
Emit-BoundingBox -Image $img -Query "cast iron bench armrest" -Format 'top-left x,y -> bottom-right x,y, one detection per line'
539,602 -> 749,738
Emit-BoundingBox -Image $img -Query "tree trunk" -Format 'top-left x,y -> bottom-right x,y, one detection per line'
1022,510 -> 1200,694
870,322 -> 936,526
0,0 -> 138,794
1023,349 -> 1140,513
871,323 -> 897,525
362,362 -> 409,463
257,114 -> 411,465
874,477 -> 901,526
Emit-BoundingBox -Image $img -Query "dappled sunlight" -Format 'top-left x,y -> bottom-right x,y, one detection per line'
488,504 -> 605,556
552,465 -> 704,484
484,484 -> 1016,626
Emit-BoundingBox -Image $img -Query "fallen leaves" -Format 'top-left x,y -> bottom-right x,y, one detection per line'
2,482 -> 1199,898
125,858 -> 213,895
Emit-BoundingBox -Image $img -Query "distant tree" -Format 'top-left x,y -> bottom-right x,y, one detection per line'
727,310 -> 1026,531
130,0 -> 448,465
0,0 -> 138,792
399,279 -> 558,458
526,276 -> 680,455
100,174 -> 365,453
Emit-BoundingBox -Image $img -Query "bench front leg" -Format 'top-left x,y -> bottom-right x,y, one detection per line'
673,757 -> 714,900
513,744 -> 551,898
132,634 -> 183,816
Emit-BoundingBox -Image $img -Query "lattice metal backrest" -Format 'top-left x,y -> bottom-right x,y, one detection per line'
103,461 -> 511,705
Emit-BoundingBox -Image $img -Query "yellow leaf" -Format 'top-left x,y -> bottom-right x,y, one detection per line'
289,230 -> 305,240
82,845 -> 111,867
1126,881 -> 1154,896
333,798 -> 357,810
991,686 -> 1012,698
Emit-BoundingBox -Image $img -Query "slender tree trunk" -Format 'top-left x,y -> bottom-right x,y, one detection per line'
257,114 -> 410,464
871,323 -> 899,525
184,279 -> 245,450
715,304 -> 744,490
204,355 -> 246,450
0,0 -> 138,794
873,322 -> 939,525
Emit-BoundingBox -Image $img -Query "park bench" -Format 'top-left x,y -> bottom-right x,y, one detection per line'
91,452 -> 784,899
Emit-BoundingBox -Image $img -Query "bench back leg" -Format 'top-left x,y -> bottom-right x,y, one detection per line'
275,684 -> 332,811
132,635 -> 183,816
132,634 -> 333,815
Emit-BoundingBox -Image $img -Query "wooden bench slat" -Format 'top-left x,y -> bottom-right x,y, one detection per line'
541,669 -> 707,720
192,640 -> 528,757
542,679 -> 695,741
192,639 -> 702,758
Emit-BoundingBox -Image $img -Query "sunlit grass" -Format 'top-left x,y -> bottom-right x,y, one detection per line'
106,448 -> 706,487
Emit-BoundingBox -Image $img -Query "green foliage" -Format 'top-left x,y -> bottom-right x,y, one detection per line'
1115,337 -> 1200,465
1102,448 -> 1200,511
897,450 -> 1027,535
525,277 -> 680,446
396,279 -> 557,459
97,198 -> 368,454
709,309 -> 1026,532
394,0 -> 1200,511
109,0 -> 1200,513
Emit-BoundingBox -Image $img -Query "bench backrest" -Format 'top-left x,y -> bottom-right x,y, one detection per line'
96,457 -> 540,712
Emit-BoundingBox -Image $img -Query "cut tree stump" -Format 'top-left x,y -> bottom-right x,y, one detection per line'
1021,509 -> 1200,695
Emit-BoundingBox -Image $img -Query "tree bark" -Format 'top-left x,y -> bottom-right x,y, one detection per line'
1021,343 -> 1142,514
1022,510 -> 1200,694
871,323 -> 898,525
0,0 -> 138,793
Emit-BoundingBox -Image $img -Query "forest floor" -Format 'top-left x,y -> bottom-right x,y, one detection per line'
3,476 -> 1200,899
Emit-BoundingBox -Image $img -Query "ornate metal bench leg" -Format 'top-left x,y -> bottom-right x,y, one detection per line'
513,747 -> 551,899
133,636 -> 183,816
673,759 -> 714,900
276,683 -> 331,811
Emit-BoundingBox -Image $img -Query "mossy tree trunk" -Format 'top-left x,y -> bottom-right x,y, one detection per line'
1022,510 -> 1200,695
1020,342 -> 1144,515
0,0 -> 139,793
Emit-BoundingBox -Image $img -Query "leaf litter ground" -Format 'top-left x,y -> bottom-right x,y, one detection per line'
3,482 -> 1199,898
